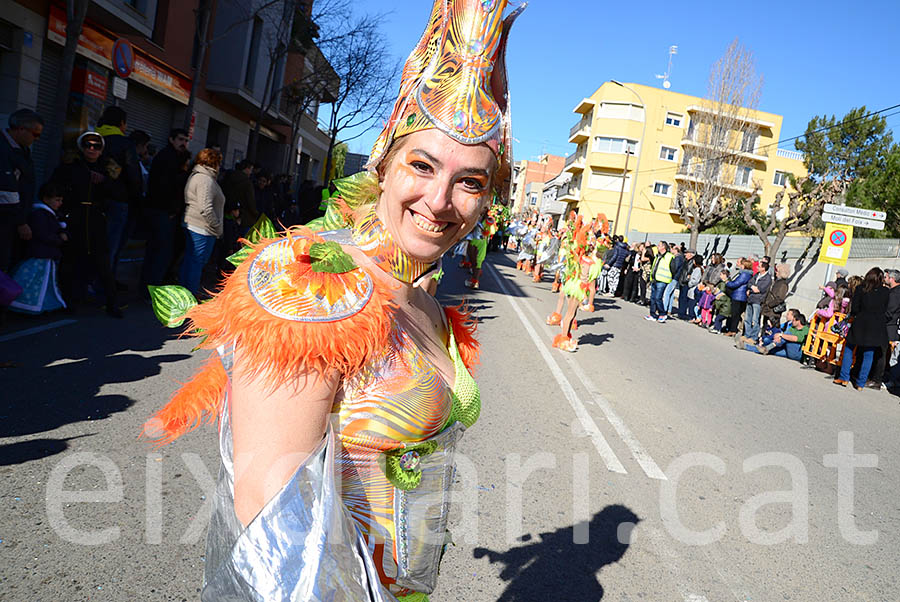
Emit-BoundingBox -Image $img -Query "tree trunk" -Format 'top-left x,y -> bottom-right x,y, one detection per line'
45,0 -> 88,174
688,224 -> 700,250
182,0 -> 213,131
769,231 -> 788,263
248,56 -> 278,162
322,112 -> 337,187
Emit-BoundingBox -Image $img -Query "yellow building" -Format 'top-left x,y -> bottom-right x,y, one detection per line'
559,81 -> 807,235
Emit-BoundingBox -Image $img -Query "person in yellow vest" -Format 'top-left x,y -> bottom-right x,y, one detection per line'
645,240 -> 675,323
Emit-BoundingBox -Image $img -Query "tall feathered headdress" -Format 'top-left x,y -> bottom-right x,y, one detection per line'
368,0 -> 525,195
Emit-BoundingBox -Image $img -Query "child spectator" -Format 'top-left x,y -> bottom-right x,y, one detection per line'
697,282 -> 715,327
710,268 -> 732,333
815,282 -> 850,319
9,182 -> 67,314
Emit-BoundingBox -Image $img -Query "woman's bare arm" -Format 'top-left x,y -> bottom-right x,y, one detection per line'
230,358 -> 340,527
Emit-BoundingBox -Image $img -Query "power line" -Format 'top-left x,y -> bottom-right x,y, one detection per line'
571,102 -> 900,180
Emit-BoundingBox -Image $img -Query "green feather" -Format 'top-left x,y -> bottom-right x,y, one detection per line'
226,245 -> 252,267
309,241 -> 357,274
247,214 -> 276,244
148,285 -> 198,328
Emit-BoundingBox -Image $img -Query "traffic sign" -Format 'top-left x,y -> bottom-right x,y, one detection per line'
822,212 -> 885,231
818,223 -> 853,266
111,38 -> 135,78
823,203 -> 885,221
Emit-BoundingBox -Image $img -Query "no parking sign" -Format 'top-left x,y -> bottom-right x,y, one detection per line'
818,223 -> 853,266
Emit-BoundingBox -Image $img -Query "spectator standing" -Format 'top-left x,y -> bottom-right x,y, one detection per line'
180,149 -> 225,296
8,182 -> 67,314
743,258 -> 772,341
52,131 -> 122,317
645,241 -> 674,322
835,267 -> 890,390
621,242 -> 642,302
835,268 -> 849,289
0,109 -> 42,273
702,253 -> 726,284
676,248 -> 697,319
253,170 -> 275,221
663,246 -> 684,315
96,106 -> 141,279
141,129 -> 190,293
760,263 -> 791,331
224,160 -> 257,233
869,268 -> 900,389
723,258 -> 753,335
604,235 -> 628,296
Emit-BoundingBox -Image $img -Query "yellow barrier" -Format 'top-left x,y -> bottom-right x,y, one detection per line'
802,312 -> 847,367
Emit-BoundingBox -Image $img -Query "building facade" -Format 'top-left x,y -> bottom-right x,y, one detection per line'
509,153 -> 565,214
3,0 -> 336,188
561,81 -> 807,236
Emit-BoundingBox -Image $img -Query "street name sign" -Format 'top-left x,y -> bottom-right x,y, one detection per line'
823,203 -> 886,221
822,212 -> 885,230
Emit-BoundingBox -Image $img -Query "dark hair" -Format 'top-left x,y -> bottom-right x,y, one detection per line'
169,128 -> 189,140
39,181 -> 64,199
8,108 -> 44,129
98,106 -> 127,128
789,309 -> 807,326
130,130 -> 151,146
235,159 -> 253,171
862,267 -> 884,293
693,255 -> 704,268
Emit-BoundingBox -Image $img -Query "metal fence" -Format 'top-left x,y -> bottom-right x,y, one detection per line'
626,231 -> 900,261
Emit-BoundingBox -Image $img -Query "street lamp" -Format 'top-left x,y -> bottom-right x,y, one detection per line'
610,80 -> 647,239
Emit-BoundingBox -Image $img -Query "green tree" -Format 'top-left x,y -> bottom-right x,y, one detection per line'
847,144 -> 900,237
795,106 -> 893,182
328,142 -> 348,181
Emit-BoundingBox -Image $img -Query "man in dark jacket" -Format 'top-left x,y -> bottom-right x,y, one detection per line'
96,106 -> 142,277
224,160 -> 257,233
604,235 -> 629,296
743,259 -> 773,341
0,108 -> 42,273
663,246 -> 685,314
141,128 -> 190,292
676,248 -> 697,319
869,268 -> 900,389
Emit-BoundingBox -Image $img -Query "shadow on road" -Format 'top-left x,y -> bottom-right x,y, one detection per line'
473,504 -> 639,601
0,434 -> 94,465
578,332 -> 615,348
0,309 -> 189,441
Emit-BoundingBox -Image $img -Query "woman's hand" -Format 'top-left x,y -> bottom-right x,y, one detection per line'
230,358 -> 340,527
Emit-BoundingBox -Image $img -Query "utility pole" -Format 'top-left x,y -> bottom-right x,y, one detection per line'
613,149 -> 631,236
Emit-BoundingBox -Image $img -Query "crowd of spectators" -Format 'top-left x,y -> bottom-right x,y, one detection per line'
0,104 -> 322,323
602,237 -> 900,394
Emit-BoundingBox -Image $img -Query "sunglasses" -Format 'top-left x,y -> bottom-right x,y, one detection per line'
82,142 -> 103,150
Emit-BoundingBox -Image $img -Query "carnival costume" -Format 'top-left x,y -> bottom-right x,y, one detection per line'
143,1 -> 523,600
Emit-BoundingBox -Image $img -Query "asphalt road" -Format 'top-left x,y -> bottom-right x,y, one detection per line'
1,250 -> 898,601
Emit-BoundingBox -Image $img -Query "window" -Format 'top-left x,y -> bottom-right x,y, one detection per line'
686,119 -> 695,140
773,170 -> 790,186
659,146 -> 677,162
734,166 -> 753,187
741,130 -> 759,154
593,136 -> 638,155
596,102 -> 645,122
530,194 -> 538,206
244,17 -> 263,89
589,169 -> 631,192
653,182 -> 672,197
665,112 -> 683,127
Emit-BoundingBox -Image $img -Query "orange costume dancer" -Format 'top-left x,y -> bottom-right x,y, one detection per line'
142,1 -> 523,600
549,217 -> 593,352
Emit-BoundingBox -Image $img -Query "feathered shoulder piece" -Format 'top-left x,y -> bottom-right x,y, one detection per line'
144,226 -> 396,445
445,304 -> 480,373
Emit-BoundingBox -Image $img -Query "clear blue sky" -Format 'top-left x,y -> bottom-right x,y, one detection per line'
336,0 -> 900,163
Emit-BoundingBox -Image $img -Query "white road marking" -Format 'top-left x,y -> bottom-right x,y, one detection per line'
485,263 -> 627,474
560,351 -> 667,480
0,319 -> 76,343
487,263 -> 666,480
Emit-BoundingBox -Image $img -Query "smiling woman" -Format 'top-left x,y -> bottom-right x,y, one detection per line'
143,1 -> 523,600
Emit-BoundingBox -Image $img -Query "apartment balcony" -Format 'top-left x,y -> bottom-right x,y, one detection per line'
674,165 -> 755,195
564,150 -> 586,174
685,105 -> 775,129
568,119 -> 590,143
573,98 -> 596,115
776,148 -> 804,161
680,136 -> 768,163
557,182 -> 581,204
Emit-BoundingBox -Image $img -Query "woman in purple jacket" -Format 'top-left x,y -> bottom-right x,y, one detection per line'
724,258 -> 753,335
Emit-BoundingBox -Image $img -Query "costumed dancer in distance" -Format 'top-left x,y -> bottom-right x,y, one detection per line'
532,219 -> 557,283
551,218 -> 594,352
142,1 -> 524,600
582,214 -> 610,312
547,211 -> 577,321
464,208 -> 488,289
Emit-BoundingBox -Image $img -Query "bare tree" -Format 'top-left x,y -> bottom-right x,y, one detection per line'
743,177 -> 844,260
674,38 -> 764,249
44,0 -> 89,173
319,16 -> 399,185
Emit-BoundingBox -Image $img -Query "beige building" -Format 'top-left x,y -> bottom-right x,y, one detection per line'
509,154 -> 566,214
560,81 -> 807,235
